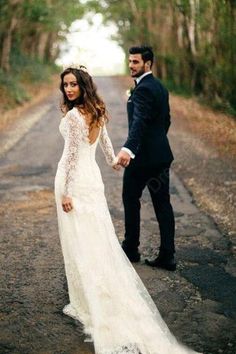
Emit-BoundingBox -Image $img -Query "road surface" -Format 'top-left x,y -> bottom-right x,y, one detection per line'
0,77 -> 235,354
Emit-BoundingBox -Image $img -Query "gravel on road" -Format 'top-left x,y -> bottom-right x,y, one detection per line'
0,77 -> 235,354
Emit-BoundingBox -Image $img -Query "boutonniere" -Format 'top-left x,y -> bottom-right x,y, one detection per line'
126,86 -> 135,97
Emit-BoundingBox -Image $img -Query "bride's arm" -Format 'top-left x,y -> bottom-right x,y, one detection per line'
99,123 -> 118,167
63,111 -> 81,198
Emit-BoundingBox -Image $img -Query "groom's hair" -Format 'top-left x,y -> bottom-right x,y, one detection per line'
129,46 -> 154,67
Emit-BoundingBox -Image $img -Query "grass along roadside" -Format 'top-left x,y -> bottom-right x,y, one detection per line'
168,94 -> 236,252
0,74 -> 59,133
170,94 -> 236,166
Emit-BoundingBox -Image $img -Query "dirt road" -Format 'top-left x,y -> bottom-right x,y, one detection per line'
0,77 -> 235,354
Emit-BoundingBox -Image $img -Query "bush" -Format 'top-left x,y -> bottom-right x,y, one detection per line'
0,48 -> 59,108
0,68 -> 30,106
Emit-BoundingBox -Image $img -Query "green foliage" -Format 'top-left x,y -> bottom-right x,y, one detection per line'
10,46 -> 59,82
0,0 -> 84,108
22,1 -> 51,25
0,49 -> 59,107
87,0 -> 236,115
0,0 -> 235,115
0,69 -> 30,105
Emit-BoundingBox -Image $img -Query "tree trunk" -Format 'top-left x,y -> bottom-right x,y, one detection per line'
37,32 -> 49,60
45,32 -> 58,61
187,0 -> 197,56
1,17 -> 18,71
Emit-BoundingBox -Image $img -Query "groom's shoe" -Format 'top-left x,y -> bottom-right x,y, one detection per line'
126,252 -> 141,263
122,246 -> 140,263
145,254 -> 176,271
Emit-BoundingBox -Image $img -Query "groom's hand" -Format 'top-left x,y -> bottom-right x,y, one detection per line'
117,150 -> 131,168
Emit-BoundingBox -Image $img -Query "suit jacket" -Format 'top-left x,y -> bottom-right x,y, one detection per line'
124,73 -> 174,168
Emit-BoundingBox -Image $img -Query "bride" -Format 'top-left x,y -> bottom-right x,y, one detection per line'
54,64 -> 202,354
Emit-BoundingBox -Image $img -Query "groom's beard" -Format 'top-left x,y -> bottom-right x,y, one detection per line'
130,66 -> 145,78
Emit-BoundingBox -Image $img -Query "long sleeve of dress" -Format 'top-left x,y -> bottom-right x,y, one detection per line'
63,111 -> 81,197
99,123 -> 117,166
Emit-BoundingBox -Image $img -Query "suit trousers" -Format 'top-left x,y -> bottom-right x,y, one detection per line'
122,164 -> 175,256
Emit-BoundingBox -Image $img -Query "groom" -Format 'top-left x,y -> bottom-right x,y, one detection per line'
117,46 -> 176,271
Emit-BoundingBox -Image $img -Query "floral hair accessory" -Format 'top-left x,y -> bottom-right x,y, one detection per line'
63,63 -> 88,73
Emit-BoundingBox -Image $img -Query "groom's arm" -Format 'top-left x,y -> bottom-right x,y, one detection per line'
121,147 -> 135,158
123,86 -> 153,155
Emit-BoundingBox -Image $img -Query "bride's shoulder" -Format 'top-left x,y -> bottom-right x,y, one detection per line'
64,107 -> 81,121
65,107 -> 79,116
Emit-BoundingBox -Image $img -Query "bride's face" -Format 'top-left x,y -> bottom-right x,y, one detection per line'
63,73 -> 81,101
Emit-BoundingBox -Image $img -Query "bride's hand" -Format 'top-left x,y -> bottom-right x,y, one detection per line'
62,196 -> 73,213
113,163 -> 121,171
112,156 -> 121,171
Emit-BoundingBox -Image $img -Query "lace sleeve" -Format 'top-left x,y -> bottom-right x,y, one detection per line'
63,110 -> 81,197
99,123 -> 117,166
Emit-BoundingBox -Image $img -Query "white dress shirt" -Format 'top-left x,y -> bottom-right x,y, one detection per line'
135,71 -> 152,85
121,71 -> 153,158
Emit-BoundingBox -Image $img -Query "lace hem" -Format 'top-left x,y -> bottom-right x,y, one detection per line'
62,303 -> 80,321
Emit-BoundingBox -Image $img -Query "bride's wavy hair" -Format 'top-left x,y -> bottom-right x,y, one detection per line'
60,67 -> 108,126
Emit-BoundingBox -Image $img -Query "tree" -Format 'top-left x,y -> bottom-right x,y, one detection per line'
0,0 -> 85,70
86,0 -> 236,112
0,0 -> 23,71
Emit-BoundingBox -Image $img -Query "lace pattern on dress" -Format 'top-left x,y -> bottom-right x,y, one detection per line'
63,109 -> 89,196
62,110 -> 116,196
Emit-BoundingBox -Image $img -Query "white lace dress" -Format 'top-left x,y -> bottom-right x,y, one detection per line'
54,107 -> 202,354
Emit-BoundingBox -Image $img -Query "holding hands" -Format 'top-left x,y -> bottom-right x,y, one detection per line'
112,150 -> 131,170
62,150 -> 131,213
62,151 -> 132,213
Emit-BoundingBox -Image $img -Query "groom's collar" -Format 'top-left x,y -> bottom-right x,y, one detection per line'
135,71 -> 152,85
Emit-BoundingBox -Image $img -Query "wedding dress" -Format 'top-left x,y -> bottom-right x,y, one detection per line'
54,107 -> 201,354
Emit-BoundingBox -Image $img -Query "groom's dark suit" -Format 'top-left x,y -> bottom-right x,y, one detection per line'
122,73 -> 175,258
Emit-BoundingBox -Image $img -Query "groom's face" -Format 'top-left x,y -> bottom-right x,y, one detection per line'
129,54 -> 146,78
